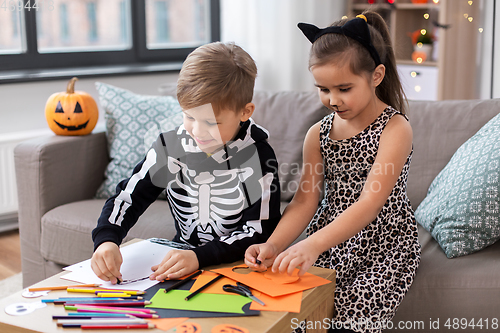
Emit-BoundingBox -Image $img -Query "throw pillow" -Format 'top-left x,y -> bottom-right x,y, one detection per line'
415,112 -> 500,258
94,82 -> 183,199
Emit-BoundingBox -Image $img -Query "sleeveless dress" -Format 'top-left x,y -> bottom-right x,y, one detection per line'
306,107 -> 421,333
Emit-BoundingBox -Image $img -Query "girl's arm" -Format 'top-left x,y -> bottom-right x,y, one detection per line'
273,114 -> 413,275
245,121 -> 325,268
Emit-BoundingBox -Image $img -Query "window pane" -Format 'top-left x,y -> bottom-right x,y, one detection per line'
0,9 -> 25,54
145,0 -> 210,49
37,0 -> 132,53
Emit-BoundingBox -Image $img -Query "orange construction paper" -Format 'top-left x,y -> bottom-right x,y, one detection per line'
147,317 -> 188,331
176,322 -> 202,333
264,270 -> 300,284
189,271 -> 237,295
211,264 -> 331,297
250,290 -> 303,313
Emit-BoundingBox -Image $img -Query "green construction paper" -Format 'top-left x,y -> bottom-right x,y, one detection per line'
145,289 -> 250,314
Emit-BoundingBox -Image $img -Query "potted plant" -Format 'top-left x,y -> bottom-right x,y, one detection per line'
409,29 -> 435,63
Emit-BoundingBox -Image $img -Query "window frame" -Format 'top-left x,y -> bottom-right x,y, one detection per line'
0,0 -> 220,78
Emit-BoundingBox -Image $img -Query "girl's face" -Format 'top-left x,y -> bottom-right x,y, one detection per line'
183,103 -> 253,154
311,61 -> 379,120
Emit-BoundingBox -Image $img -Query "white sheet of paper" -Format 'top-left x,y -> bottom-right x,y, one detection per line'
61,239 -> 176,290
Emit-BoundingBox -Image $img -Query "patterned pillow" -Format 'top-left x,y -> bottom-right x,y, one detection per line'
415,112 -> 500,258
94,82 -> 183,199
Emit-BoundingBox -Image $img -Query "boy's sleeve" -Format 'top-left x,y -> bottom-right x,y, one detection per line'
92,135 -> 169,251
192,142 -> 282,267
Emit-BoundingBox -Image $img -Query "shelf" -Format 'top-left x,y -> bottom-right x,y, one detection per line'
397,59 -> 437,66
352,3 -> 440,11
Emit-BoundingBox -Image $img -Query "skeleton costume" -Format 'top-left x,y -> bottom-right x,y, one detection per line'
92,119 -> 281,267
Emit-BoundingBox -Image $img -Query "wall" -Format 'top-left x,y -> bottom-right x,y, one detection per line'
0,72 -> 179,136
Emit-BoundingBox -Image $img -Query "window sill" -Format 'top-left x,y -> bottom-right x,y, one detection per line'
0,62 -> 183,84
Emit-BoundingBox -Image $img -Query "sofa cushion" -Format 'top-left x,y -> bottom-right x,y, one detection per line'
94,82 -> 183,199
41,199 -> 176,266
415,112 -> 500,258
407,99 -> 500,209
393,225 -> 500,324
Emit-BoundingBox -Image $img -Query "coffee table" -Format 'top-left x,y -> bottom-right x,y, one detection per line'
0,241 -> 335,333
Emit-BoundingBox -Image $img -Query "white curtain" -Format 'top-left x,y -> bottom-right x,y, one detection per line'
220,0 -> 347,92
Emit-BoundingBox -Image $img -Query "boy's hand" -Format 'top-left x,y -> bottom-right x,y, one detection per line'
91,242 -> 123,284
272,239 -> 322,276
244,243 -> 278,271
150,250 -> 199,281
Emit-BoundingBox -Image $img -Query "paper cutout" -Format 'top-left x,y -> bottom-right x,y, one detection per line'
176,322 -> 202,333
147,317 -> 188,331
249,290 -> 302,313
211,264 -> 331,297
231,266 -> 255,275
146,289 -> 250,314
263,270 -> 300,284
189,271 -> 237,295
212,324 -> 249,333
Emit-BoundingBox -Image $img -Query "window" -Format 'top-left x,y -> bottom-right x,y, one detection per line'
0,0 -> 220,79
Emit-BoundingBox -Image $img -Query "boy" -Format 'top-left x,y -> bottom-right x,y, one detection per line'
91,42 -> 281,284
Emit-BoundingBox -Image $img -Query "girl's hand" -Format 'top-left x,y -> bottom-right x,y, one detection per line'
245,243 -> 278,271
150,250 -> 199,281
91,242 -> 123,284
272,239 -> 322,276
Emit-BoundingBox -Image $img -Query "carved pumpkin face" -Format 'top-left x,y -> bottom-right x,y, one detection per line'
45,77 -> 98,136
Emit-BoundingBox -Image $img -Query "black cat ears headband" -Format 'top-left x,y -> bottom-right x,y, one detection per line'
298,15 -> 382,67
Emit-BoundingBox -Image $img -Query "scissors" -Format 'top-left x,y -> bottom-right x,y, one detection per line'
222,282 -> 265,306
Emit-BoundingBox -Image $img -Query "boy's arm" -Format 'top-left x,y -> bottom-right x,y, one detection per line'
192,143 -> 282,267
92,135 -> 168,250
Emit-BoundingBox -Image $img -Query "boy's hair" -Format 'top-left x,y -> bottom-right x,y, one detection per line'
177,42 -> 257,113
309,11 -> 407,114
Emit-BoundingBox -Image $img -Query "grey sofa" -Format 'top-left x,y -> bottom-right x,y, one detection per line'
15,90 -> 500,331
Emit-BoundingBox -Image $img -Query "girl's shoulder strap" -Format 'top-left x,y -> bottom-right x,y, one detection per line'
319,113 -> 334,140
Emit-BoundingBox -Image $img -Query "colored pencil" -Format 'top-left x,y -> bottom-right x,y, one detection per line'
67,288 -> 145,295
68,305 -> 155,313
64,305 -> 155,314
164,270 -> 202,293
28,284 -> 101,292
97,293 -> 134,298
65,301 -> 151,307
57,318 -> 147,326
62,323 -> 156,329
53,314 -> 134,319
43,297 -> 141,303
65,307 -> 159,318
185,274 -> 224,301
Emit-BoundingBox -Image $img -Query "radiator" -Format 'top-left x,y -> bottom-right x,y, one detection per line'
0,129 -> 51,221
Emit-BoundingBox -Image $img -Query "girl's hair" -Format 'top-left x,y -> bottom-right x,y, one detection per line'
177,42 -> 257,114
309,11 -> 407,114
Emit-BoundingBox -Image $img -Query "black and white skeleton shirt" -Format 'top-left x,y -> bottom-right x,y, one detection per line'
92,119 -> 281,268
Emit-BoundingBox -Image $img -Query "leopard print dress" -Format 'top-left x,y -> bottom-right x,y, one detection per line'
306,107 -> 421,333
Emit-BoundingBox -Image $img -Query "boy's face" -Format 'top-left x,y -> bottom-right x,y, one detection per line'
182,103 -> 254,154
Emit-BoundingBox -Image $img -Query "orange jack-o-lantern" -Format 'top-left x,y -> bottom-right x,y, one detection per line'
411,51 -> 427,64
176,322 -> 202,333
45,77 -> 98,135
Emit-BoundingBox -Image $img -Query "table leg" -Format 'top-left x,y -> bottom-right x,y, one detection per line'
304,293 -> 335,333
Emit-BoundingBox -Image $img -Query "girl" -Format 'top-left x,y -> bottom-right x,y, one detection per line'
245,11 -> 420,333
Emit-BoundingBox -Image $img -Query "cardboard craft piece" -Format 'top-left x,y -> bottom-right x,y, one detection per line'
147,317 -> 188,331
211,264 -> 331,297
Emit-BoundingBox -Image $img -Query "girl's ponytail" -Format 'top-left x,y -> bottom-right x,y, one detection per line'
364,11 -> 408,115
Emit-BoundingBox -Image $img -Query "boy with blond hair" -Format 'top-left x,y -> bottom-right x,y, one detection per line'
91,42 -> 281,283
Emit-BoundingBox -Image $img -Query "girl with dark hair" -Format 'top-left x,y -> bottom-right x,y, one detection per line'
245,12 -> 420,333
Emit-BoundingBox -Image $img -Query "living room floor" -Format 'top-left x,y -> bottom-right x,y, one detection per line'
0,230 -> 22,280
